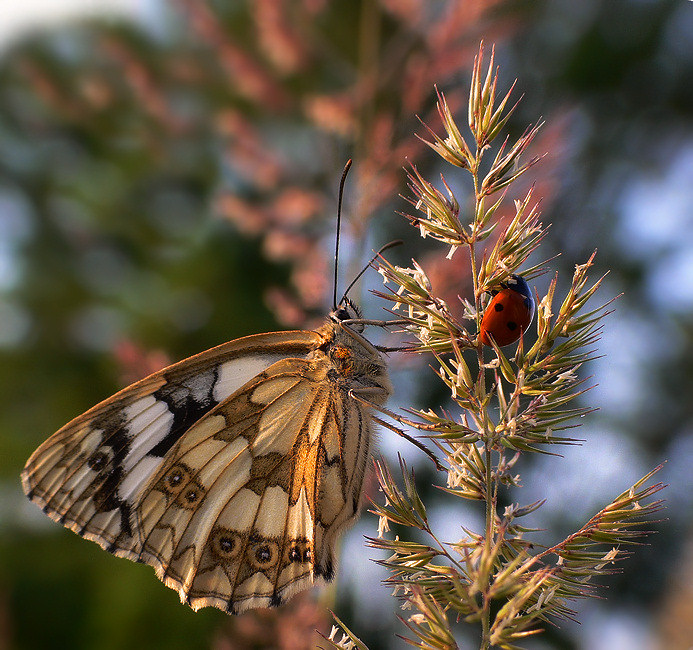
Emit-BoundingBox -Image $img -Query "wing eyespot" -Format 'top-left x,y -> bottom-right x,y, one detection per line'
165,466 -> 187,490
184,488 -> 199,502
219,537 -> 236,554
211,528 -> 242,560
286,540 -> 312,563
174,481 -> 205,509
248,539 -> 279,569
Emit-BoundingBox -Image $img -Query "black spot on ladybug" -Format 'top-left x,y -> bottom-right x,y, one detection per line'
494,303 -> 504,312
507,321 -> 517,331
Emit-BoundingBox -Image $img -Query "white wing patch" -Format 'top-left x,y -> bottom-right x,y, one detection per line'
119,456 -> 164,501
121,397 -> 174,471
254,486 -> 290,538
252,379 -> 314,456
213,355 -> 300,402
286,486 -> 313,538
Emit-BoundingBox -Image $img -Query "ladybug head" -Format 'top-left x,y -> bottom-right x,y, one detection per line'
505,274 -> 536,319
505,274 -> 531,298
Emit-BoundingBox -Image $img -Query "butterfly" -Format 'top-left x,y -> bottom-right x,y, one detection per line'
21,162 -> 394,614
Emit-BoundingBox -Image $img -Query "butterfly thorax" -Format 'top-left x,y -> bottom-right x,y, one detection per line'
313,316 -> 392,407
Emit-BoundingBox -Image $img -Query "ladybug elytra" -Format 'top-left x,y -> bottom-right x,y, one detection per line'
479,274 -> 535,347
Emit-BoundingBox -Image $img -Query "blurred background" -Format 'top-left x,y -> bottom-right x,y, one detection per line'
0,1 -> 692,648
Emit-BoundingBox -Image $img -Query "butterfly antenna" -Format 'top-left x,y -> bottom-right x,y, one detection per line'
340,239 -> 403,305
333,159 -> 353,311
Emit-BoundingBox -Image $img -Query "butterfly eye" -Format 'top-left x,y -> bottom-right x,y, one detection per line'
334,307 -> 350,322
333,298 -> 362,323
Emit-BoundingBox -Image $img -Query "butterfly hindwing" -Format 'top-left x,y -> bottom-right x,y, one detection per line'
21,317 -> 391,614
132,357 -> 328,612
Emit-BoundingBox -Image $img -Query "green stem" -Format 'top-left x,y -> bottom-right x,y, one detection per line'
469,149 -> 494,650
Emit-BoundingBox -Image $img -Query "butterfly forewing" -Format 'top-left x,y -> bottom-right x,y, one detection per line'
22,316 -> 390,614
22,331 -> 321,536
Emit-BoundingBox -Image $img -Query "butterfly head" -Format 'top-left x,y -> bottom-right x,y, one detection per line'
331,297 -> 363,331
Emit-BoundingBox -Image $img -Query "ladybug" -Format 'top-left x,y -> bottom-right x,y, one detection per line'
479,274 -> 535,347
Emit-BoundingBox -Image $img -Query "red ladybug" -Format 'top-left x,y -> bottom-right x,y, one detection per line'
479,274 -> 535,347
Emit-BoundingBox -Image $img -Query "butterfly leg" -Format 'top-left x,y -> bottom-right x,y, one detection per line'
348,388 -> 443,471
